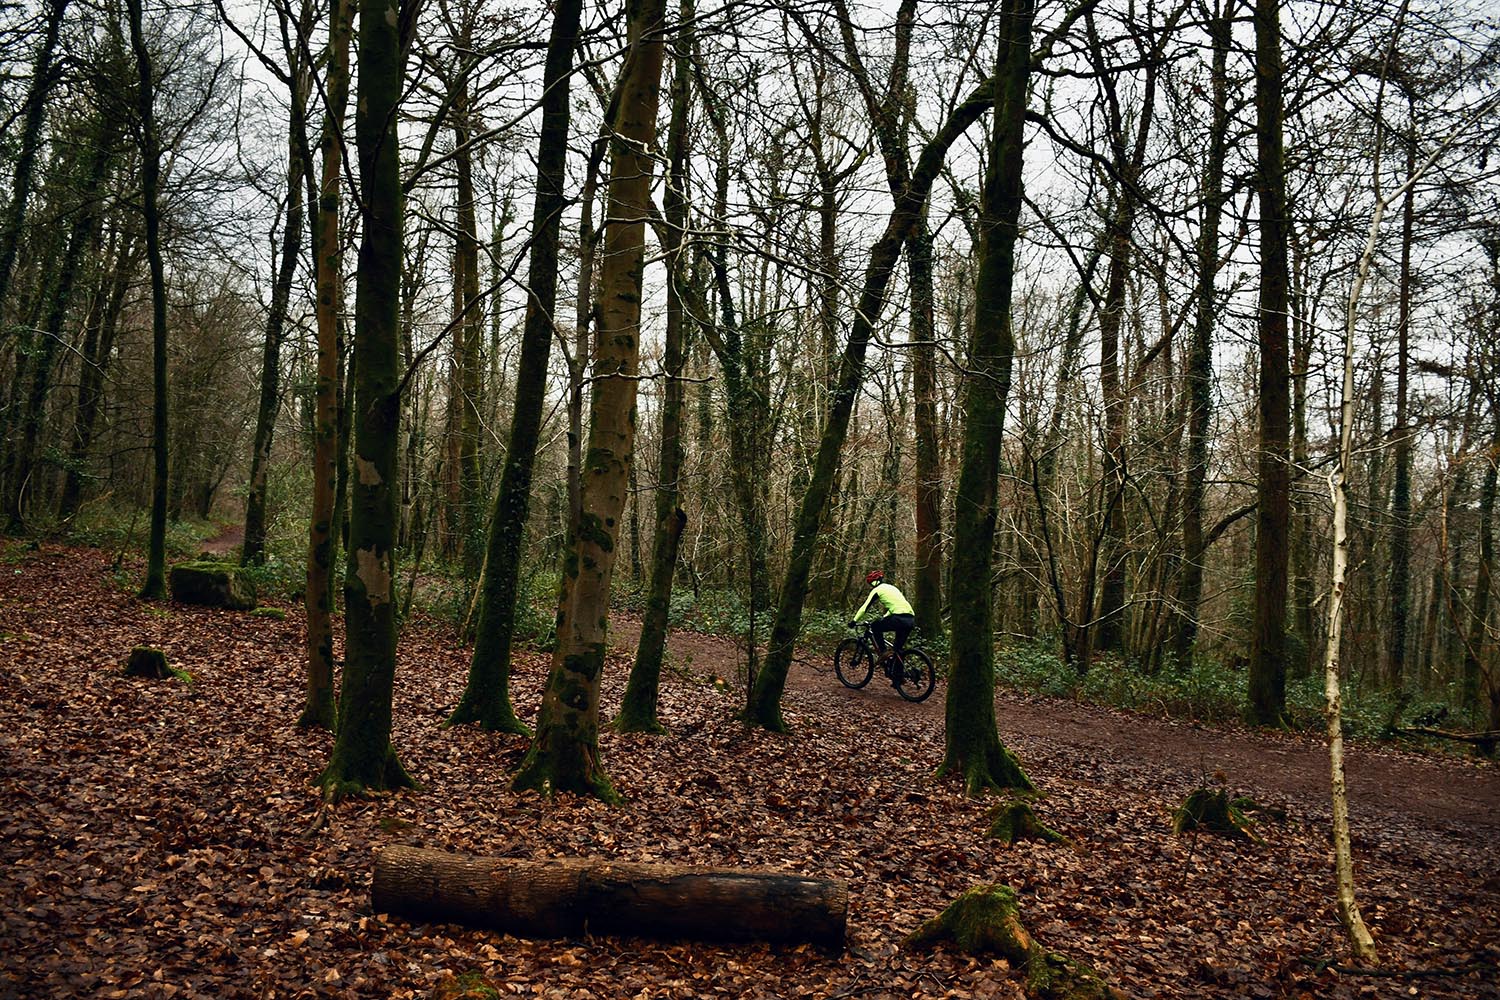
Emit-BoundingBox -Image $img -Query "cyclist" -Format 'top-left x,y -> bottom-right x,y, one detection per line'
849,570 -> 916,683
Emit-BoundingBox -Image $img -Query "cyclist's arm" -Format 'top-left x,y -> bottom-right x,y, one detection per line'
852,590 -> 878,622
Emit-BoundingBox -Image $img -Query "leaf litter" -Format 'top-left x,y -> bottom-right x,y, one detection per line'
0,545 -> 1496,999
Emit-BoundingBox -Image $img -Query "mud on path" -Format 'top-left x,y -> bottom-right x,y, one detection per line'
610,612 -> 1500,866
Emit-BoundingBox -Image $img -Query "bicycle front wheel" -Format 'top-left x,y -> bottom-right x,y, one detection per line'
894,648 -> 936,702
834,638 -> 873,689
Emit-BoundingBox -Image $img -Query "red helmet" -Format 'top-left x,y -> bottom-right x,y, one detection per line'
865,570 -> 884,585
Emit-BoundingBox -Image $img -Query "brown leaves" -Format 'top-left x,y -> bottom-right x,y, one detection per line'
0,545 -> 1497,999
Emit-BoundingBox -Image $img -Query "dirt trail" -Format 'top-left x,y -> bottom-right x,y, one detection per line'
610,613 -> 1500,839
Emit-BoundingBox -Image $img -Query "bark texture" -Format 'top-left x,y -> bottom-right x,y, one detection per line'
512,0 -> 666,799
125,0 -> 169,602
318,0 -> 414,799
301,0 -> 352,732
371,846 -> 847,948
1249,0 -> 1291,726
937,0 -> 1035,796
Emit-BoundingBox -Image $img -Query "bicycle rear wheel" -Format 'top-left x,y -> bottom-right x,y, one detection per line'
834,638 -> 873,689
894,648 -> 935,702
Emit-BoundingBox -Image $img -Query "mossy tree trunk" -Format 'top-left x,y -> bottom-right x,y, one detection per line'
512,0 -> 666,801
126,0 -> 169,603
0,0 -> 68,310
617,0 -> 693,736
58,233 -> 134,521
243,62 -> 309,566
6,111 -> 115,529
447,0 -> 583,735
1248,0 -> 1292,727
745,79 -> 998,733
937,0 -> 1035,797
1172,0 -> 1233,670
909,219 -> 945,643
300,0 -> 351,732
318,0 -> 414,800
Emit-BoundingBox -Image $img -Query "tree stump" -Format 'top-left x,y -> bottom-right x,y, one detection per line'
123,646 -> 189,682
431,971 -> 502,1000
371,845 -> 847,949
906,885 -> 1121,1000
169,560 -> 256,611
989,800 -> 1069,846
1172,788 -> 1261,843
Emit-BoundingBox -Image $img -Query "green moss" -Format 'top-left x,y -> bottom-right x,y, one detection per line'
122,646 -> 191,683
1172,787 -> 1262,844
989,800 -> 1069,846
431,970 -> 502,999
249,607 -> 287,620
907,884 -> 1121,1000
906,884 -> 1032,956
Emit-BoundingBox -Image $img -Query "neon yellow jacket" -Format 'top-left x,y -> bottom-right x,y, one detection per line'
854,582 -> 914,620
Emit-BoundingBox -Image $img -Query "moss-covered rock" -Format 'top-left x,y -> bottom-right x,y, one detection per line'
906,885 -> 1121,1000
169,560 -> 256,611
122,646 -> 192,683
1172,787 -> 1261,844
989,799 -> 1069,846
249,606 -> 287,621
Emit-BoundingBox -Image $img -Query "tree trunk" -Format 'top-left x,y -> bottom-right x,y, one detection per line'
58,233 -> 135,520
1385,121 -> 1417,689
6,116 -> 114,528
512,0 -> 666,801
317,0 -> 415,799
618,0 -> 693,735
937,0 -> 1036,796
371,846 -> 847,948
1464,439 -> 1496,728
126,0 -> 170,602
1324,177 -> 1382,964
452,60 -> 484,577
301,0 -> 352,732
745,79 -> 998,733
1172,0 -> 1233,670
0,0 -> 69,311
909,219 -> 945,642
243,100 -> 307,566
446,0 -> 583,734
1249,0 -> 1292,726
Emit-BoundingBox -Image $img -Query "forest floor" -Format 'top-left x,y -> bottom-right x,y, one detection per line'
1,542 -> 1497,1000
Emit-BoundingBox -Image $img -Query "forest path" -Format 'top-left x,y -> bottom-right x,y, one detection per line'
609,613 -> 1500,844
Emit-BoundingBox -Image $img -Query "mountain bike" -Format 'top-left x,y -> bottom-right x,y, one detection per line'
834,622 -> 936,702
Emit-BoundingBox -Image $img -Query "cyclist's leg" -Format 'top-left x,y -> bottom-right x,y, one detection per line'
870,615 -> 895,654
892,614 -> 915,657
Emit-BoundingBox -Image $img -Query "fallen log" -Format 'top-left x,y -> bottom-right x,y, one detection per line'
371,846 -> 848,949
1394,727 -> 1498,756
